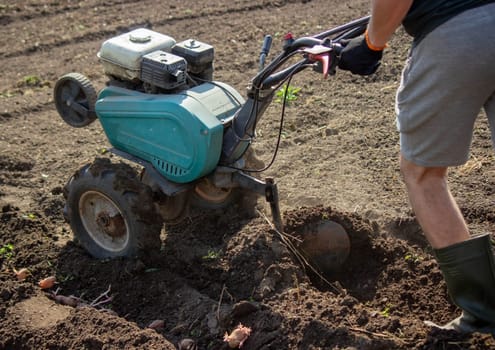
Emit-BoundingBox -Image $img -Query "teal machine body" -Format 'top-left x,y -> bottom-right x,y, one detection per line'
95,82 -> 244,183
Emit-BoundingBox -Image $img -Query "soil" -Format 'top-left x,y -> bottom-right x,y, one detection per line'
1,1 -> 494,349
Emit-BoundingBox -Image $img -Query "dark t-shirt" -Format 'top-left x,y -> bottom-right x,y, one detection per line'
403,0 -> 495,42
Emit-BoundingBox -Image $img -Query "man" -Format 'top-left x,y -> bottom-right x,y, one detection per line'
337,0 -> 495,335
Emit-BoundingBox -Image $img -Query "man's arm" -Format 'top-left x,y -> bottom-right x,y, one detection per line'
337,0 -> 414,75
367,0 -> 414,48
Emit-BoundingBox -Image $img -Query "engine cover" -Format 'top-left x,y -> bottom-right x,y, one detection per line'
94,82 -> 244,183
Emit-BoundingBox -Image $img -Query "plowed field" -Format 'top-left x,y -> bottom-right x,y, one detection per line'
1,1 -> 494,349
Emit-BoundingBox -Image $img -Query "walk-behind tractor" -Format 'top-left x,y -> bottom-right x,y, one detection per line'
54,17 -> 369,273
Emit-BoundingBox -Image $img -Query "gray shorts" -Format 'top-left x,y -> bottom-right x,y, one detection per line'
396,3 -> 495,167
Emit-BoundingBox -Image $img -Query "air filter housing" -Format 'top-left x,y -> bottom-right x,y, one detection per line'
140,50 -> 187,90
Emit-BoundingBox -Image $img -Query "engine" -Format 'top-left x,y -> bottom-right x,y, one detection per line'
93,28 -> 244,183
97,28 -> 214,93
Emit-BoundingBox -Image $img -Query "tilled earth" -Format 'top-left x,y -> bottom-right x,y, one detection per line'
1,1 -> 495,349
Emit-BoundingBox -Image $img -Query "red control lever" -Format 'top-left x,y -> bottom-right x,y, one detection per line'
303,45 -> 332,79
308,53 -> 329,78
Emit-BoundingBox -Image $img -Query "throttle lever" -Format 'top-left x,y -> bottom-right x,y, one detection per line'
303,45 -> 333,78
259,35 -> 272,71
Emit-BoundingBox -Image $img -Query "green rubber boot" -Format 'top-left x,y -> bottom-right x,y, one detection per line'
424,233 -> 495,335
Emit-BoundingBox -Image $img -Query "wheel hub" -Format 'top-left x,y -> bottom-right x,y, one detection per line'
194,178 -> 232,204
96,212 -> 126,238
79,191 -> 129,253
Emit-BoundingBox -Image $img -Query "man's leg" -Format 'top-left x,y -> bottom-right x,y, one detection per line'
399,154 -> 470,249
400,153 -> 495,334
394,4 -> 495,334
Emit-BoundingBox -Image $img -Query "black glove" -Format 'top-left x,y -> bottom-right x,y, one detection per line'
337,36 -> 383,76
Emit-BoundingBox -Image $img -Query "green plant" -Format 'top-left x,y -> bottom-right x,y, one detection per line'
275,84 -> 301,104
22,213 -> 37,220
404,252 -> 423,263
0,243 -> 14,260
144,267 -> 160,273
0,4 -> 13,10
380,306 -> 391,317
21,75 -> 42,87
202,249 -> 220,260
0,90 -> 15,98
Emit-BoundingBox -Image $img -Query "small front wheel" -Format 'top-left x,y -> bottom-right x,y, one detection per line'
54,72 -> 97,127
63,158 -> 163,259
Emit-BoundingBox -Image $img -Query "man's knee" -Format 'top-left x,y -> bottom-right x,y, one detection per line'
399,154 -> 448,187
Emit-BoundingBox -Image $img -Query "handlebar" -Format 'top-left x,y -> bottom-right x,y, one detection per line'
313,15 -> 369,40
220,16 -> 370,165
252,15 -> 369,90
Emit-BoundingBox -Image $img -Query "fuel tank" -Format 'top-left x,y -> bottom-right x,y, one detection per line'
95,82 -> 244,183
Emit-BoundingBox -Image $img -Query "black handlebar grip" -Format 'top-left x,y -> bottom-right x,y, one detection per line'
261,35 -> 272,55
259,35 -> 273,71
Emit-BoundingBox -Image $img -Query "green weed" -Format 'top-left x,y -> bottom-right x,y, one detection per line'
380,306 -> 391,317
404,253 -> 423,263
275,84 -> 301,104
202,249 -> 220,260
0,243 -> 14,260
22,213 -> 37,220
20,75 -> 42,87
0,90 -> 16,98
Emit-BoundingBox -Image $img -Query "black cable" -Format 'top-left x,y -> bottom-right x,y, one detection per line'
226,73 -> 296,173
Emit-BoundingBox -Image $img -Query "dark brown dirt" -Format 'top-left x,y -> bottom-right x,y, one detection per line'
1,1 -> 494,349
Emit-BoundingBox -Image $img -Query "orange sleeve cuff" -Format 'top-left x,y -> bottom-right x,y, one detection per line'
365,30 -> 387,51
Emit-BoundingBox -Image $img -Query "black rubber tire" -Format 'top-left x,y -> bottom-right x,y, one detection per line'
63,158 -> 163,259
54,72 -> 97,127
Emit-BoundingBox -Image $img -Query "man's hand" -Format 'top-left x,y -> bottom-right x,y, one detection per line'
337,35 -> 383,76
337,0 -> 412,76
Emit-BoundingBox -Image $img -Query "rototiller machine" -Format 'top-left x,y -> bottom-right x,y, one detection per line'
54,16 -> 369,272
